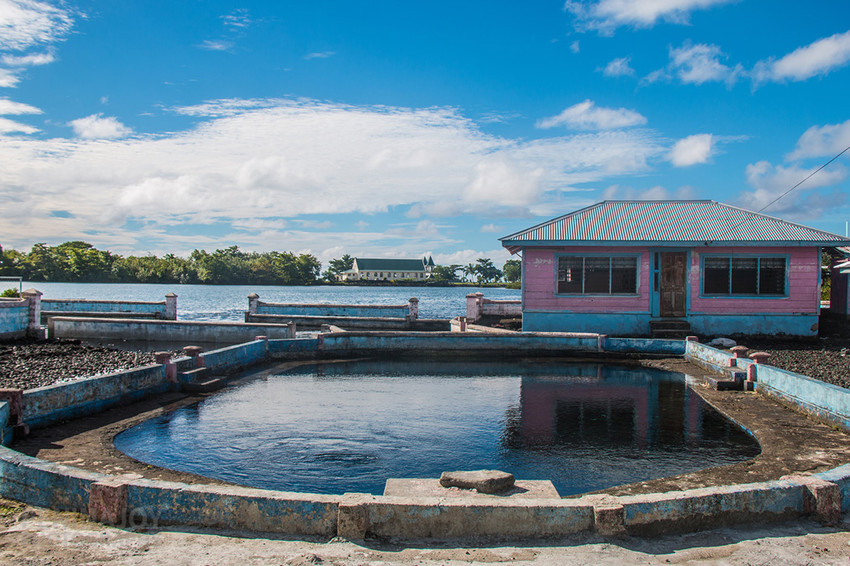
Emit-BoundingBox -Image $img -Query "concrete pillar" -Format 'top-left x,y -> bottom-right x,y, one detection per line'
164,293 -> 178,320
247,293 -> 260,315
154,351 -> 177,383
407,297 -> 419,320
784,475 -> 842,525
466,292 -> 484,322
0,389 -> 25,439
289,321 -> 297,338
749,352 -> 771,365
459,317 -> 467,332
685,336 -> 699,342
88,480 -> 128,526
597,334 -> 607,352
20,288 -> 43,339
183,345 -> 205,368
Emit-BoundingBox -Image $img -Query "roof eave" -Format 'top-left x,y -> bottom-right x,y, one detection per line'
501,239 -> 850,248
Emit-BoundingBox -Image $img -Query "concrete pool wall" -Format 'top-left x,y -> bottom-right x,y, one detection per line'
0,332 -> 848,539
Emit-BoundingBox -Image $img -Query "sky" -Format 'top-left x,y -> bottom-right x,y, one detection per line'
1,0 -> 850,267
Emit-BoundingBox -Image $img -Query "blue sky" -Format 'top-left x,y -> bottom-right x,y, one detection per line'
1,0 -> 850,266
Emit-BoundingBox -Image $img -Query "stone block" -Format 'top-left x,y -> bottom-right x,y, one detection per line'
337,494 -> 371,539
786,475 -> 842,525
594,504 -> 625,536
439,470 -> 515,494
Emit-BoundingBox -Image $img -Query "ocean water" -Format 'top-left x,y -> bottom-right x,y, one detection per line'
20,282 -> 520,321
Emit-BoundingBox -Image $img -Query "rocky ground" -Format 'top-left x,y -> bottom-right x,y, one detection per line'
735,313 -> 850,389
0,338 -> 168,390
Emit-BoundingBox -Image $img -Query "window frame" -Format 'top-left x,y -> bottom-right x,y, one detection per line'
700,254 -> 789,298
554,253 -> 641,296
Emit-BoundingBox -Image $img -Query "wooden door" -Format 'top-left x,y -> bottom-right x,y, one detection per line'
659,252 -> 687,317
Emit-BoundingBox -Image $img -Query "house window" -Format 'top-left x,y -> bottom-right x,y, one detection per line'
557,256 -> 638,295
702,256 -> 787,296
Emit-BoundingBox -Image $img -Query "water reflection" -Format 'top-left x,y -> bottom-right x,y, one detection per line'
115,359 -> 759,496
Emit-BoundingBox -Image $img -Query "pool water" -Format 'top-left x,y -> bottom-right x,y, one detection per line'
114,359 -> 760,496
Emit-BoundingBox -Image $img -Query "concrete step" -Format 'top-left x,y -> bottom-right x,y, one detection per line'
181,378 -> 225,394
650,319 -> 691,339
178,367 -> 209,383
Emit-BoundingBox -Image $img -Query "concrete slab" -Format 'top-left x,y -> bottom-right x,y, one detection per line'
383,478 -> 560,499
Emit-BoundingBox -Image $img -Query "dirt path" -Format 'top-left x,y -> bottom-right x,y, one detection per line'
0,502 -> 848,565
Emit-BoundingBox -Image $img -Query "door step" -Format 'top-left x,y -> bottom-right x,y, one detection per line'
650,319 -> 691,339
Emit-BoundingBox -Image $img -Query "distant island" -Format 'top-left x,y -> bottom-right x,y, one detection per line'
0,242 -> 520,288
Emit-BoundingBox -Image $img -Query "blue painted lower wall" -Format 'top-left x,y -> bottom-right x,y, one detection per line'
688,313 -> 819,337
522,312 -> 651,335
523,311 -> 819,337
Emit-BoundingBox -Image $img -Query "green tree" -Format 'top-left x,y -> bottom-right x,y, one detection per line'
474,258 -> 502,283
503,259 -> 521,283
431,264 -> 460,282
324,254 -> 354,280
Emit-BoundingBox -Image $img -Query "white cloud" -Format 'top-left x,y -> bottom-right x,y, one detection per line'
753,30 -> 850,84
570,40 -> 580,53
537,99 -> 647,130
68,114 -> 133,139
601,56 -> 635,77
480,224 -> 501,233
221,9 -> 252,29
602,184 -> 699,200
304,51 -> 335,60
0,97 -> 39,114
565,0 -> 733,34
199,39 -> 233,51
738,160 -> 848,217
0,0 -> 73,51
788,119 -> 850,161
0,115 -> 36,133
669,133 -> 713,166
0,67 -> 20,87
667,42 -> 742,86
0,98 -> 666,252
1,50 -> 53,66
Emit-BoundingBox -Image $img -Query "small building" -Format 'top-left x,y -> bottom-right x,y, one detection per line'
339,257 -> 435,282
500,200 -> 850,337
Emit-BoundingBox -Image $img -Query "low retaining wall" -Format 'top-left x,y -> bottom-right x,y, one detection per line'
0,289 -> 42,340
685,340 -> 850,433
0,298 -> 28,340
247,312 -> 449,331
0,333 -> 849,540
466,292 -> 521,322
249,293 -> 418,320
42,294 -> 176,322
49,317 -> 296,343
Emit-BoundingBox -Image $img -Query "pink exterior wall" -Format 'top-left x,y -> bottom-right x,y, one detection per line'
523,247 -> 651,313
688,246 -> 819,315
523,245 -> 820,316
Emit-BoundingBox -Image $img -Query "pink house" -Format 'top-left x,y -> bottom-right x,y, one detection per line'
500,201 -> 850,337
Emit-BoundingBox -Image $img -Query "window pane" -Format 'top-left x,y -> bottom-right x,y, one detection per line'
584,257 -> 610,294
758,258 -> 786,295
731,258 -> 758,294
611,257 -> 637,294
703,257 -> 730,294
558,257 -> 583,294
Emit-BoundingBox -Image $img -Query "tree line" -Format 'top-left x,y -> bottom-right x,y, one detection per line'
0,242 -> 521,286
0,242 -> 321,285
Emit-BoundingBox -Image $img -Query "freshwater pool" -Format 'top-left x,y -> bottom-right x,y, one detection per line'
114,359 -> 760,496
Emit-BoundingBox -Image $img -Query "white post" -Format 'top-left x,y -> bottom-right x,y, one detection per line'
247,293 -> 260,315
407,297 -> 419,320
165,293 -> 178,320
21,288 -> 43,339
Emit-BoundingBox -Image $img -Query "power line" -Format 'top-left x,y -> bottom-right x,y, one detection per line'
714,143 -> 850,241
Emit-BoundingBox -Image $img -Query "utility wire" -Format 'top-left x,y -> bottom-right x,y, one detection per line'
712,143 -> 850,242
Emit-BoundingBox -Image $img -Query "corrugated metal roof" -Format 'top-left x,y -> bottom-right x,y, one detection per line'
354,258 -> 427,271
500,201 -> 850,249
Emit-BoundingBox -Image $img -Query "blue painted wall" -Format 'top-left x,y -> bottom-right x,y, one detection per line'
0,302 -> 28,339
258,303 -> 408,318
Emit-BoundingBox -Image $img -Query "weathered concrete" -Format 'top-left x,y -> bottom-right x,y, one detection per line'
41,295 -> 174,323
384,478 -> 559,499
246,312 -> 448,331
49,316 -> 296,343
466,292 -> 521,323
250,295 -> 418,320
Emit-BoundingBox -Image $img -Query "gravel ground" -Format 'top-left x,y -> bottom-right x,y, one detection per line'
729,313 -> 850,389
0,339 -> 165,390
